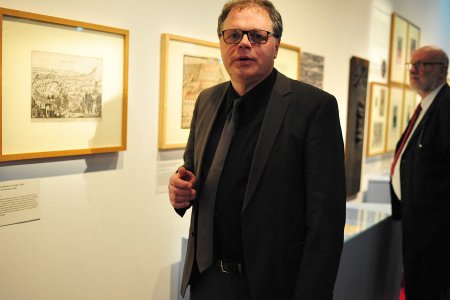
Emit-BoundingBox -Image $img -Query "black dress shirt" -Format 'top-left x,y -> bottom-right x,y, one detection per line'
200,70 -> 276,263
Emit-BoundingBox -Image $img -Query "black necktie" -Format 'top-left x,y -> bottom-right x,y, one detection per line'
196,97 -> 242,273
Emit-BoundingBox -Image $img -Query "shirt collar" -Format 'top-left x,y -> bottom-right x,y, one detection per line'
226,69 -> 277,112
420,82 -> 445,112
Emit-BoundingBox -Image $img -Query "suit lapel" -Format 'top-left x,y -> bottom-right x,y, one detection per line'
194,84 -> 229,179
404,84 -> 449,153
243,72 -> 292,211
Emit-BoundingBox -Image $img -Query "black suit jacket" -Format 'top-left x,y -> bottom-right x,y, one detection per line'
390,83 -> 450,297
179,71 -> 346,299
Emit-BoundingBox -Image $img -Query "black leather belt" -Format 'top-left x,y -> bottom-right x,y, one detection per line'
216,260 -> 245,275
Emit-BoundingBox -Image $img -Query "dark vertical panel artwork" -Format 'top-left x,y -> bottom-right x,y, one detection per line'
345,57 -> 369,199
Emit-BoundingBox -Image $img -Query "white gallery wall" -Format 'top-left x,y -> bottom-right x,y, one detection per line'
0,0 -> 448,299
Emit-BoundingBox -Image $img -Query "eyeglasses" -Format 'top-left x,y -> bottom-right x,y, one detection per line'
405,62 -> 446,71
221,29 -> 279,45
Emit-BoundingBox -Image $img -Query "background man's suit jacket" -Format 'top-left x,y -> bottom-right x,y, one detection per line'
178,71 -> 346,299
390,83 -> 450,297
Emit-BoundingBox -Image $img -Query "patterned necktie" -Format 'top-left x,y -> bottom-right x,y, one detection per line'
390,103 -> 422,176
196,97 -> 242,273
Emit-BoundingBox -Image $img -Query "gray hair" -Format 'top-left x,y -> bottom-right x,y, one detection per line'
416,45 -> 449,78
417,45 -> 449,66
217,0 -> 283,39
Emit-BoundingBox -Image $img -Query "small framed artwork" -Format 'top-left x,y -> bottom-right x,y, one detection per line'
300,51 -> 324,89
1,8 -> 129,162
369,6 -> 390,82
158,33 -> 229,150
367,82 -> 388,156
388,13 -> 408,84
401,88 -> 419,132
275,42 -> 301,80
385,85 -> 404,152
404,22 -> 420,86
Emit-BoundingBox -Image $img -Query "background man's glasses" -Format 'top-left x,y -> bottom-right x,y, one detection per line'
221,29 -> 279,45
405,62 -> 446,71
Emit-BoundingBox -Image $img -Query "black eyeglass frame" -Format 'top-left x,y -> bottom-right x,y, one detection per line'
220,29 -> 280,45
405,62 -> 447,70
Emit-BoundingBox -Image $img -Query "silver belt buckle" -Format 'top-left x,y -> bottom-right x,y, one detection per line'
219,260 -> 243,274
219,260 -> 232,274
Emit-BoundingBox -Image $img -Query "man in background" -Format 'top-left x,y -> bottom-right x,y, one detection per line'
169,1 -> 346,299
390,45 -> 450,299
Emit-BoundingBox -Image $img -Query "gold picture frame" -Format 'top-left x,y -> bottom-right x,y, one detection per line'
388,13 -> 420,86
385,84 -> 404,152
404,22 -> 420,86
0,8 -> 129,162
275,42 -> 301,81
158,32 -> 301,150
401,87 -> 419,132
388,13 -> 408,84
158,33 -> 229,150
366,82 -> 388,157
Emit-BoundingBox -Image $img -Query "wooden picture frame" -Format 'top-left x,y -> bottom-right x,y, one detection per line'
366,82 -> 388,157
0,8 -> 129,162
404,22 -> 420,86
158,32 -> 301,150
401,87 -> 419,133
275,42 -> 301,81
385,85 -> 404,152
158,33 -> 229,150
388,13 -> 408,84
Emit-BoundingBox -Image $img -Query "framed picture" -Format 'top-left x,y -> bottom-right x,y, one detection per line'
1,8 -> 129,162
385,85 -> 404,152
158,33 -> 301,150
401,87 -> 419,132
388,13 -> 408,84
367,82 -> 388,157
158,33 -> 229,150
405,22 -> 420,86
300,51 -> 324,89
369,6 -> 391,82
275,42 -> 301,80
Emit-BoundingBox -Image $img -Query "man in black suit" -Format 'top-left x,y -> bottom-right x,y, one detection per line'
168,1 -> 346,299
390,45 -> 450,299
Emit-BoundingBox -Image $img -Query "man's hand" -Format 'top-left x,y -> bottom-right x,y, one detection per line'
168,167 -> 197,209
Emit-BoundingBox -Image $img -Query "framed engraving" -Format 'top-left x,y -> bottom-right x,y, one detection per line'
1,8 -> 129,161
388,13 -> 408,84
385,85 -> 404,152
275,42 -> 301,80
158,33 -> 301,150
367,82 -> 388,157
404,22 -> 420,86
158,33 -> 229,150
401,87 -> 419,132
